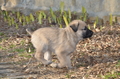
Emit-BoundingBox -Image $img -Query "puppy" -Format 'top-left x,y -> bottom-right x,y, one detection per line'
26,20 -> 93,69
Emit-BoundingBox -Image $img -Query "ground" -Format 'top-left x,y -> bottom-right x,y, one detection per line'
0,17 -> 120,79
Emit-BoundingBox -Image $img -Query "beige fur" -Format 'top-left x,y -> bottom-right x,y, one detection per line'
26,20 -> 93,69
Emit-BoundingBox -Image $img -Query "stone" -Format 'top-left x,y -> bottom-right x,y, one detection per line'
103,16 -> 109,24
116,16 -> 120,24
0,0 -> 120,18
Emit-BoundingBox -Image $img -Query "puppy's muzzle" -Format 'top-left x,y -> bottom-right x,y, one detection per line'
83,28 -> 93,38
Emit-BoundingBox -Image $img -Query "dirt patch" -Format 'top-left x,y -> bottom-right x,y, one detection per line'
0,17 -> 120,79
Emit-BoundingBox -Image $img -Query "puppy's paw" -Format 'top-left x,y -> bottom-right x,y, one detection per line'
43,61 -> 52,65
67,66 -> 73,70
47,61 -> 52,65
50,63 -> 58,68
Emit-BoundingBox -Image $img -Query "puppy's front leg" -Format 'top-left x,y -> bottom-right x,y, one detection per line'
66,55 -> 73,69
50,52 -> 72,69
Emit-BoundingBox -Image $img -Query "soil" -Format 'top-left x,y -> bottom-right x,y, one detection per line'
0,16 -> 120,79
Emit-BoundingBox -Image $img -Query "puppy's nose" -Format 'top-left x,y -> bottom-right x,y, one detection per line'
83,29 -> 93,38
89,30 -> 93,37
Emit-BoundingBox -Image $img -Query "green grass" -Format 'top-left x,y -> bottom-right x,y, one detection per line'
30,13 -> 35,22
1,37 -> 9,42
14,48 -> 25,52
109,14 -> 113,26
102,72 -> 120,79
118,40 -> 120,44
0,2 -> 90,28
101,62 -> 120,79
0,38 -> 2,42
0,46 -> 7,50
116,60 -> 120,67
38,12 -> 43,24
8,48 -> 26,53
18,52 -> 32,58
104,74 -> 116,79
1,2 -> 115,29
20,39 -> 26,45
65,72 -> 74,78
9,44 -> 16,48
0,32 -> 4,36
65,73 -> 71,78
63,15 -> 69,26
93,17 -> 99,29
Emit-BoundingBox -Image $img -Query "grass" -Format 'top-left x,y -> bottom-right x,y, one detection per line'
80,6 -> 87,22
30,13 -> 35,22
109,14 -> 113,26
65,73 -> 71,78
118,40 -> 120,44
102,72 -> 120,79
8,46 -> 34,58
20,39 -> 26,45
9,44 -> 16,48
100,61 -> 120,79
0,36 -> 34,59
0,32 -> 4,36
116,60 -> 120,67
0,37 -> 9,42
65,72 -> 74,78
18,52 -> 32,58
93,17 -> 99,29
0,46 -> 7,50
38,12 -> 43,24
16,46 -> 34,58
63,15 -> 69,26
0,1 -> 116,29
0,2 -> 92,28
50,8 -> 57,23
14,48 -> 25,52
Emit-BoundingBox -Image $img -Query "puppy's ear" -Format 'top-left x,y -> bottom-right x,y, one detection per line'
70,23 -> 79,32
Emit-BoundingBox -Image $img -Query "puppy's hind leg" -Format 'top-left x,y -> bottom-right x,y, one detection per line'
44,51 -> 52,63
35,49 -> 52,65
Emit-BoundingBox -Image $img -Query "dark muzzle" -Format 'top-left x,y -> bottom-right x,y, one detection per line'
83,28 -> 93,38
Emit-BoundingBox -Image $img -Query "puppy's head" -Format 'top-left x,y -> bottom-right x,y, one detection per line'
69,20 -> 93,39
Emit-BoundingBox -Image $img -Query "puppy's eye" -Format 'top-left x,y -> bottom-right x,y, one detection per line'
82,27 -> 87,30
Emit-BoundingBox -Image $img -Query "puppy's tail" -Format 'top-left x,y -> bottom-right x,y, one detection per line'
26,28 -> 33,35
